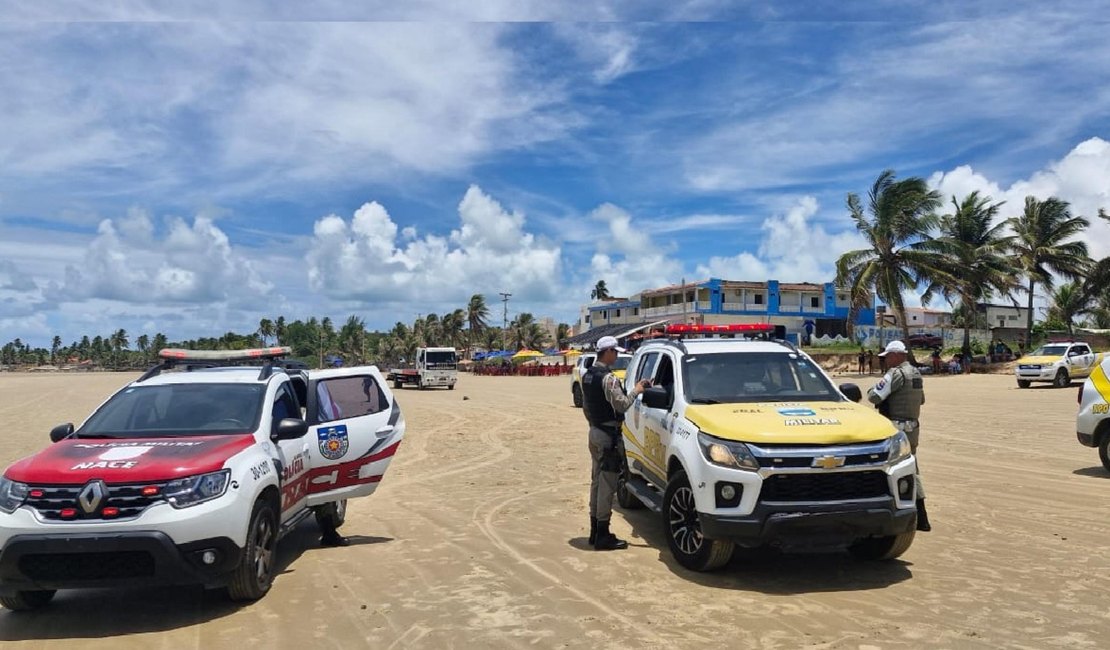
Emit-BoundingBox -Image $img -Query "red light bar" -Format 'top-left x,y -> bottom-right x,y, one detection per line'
60,508 -> 77,518
102,507 -> 120,517
665,323 -> 775,334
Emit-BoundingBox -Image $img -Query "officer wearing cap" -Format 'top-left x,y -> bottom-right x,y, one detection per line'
582,335 -> 650,550
868,340 -> 930,531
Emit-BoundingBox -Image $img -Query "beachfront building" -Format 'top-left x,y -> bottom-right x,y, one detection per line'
888,307 -> 954,327
575,278 -> 876,343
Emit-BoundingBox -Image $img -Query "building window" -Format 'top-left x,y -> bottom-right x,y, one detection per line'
810,296 -> 820,308
912,315 -> 918,322
633,308 -> 639,316
838,293 -> 847,301
585,315 -> 590,324
601,311 -> 607,319
754,294 -> 764,305
615,309 -> 621,317
1008,315 -> 1018,321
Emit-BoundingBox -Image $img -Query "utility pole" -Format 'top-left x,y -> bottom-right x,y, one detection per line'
500,292 -> 512,351
681,277 -> 687,324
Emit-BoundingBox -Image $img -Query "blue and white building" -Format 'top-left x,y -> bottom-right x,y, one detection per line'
578,278 -> 876,341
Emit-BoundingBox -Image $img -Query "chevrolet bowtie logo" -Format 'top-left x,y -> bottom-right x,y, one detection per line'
812,455 -> 846,469
78,480 -> 108,514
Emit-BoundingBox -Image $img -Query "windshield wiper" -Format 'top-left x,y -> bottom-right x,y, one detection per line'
689,398 -> 722,404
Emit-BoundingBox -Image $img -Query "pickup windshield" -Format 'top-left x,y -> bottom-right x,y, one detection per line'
683,352 -> 840,403
1030,345 -> 1068,357
78,383 -> 266,438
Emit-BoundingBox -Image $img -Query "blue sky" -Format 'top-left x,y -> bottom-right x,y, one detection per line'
1,1 -> 1109,345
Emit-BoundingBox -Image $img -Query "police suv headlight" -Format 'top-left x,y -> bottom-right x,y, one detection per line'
164,470 -> 231,509
888,431 -> 912,463
698,432 -> 760,471
0,476 -> 29,514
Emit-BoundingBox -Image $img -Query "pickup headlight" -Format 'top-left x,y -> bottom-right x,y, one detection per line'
888,431 -> 912,463
697,432 -> 760,471
0,476 -> 29,514
164,469 -> 231,509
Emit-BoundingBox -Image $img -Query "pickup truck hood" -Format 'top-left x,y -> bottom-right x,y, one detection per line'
4,435 -> 255,484
684,402 -> 896,445
1020,355 -> 1062,365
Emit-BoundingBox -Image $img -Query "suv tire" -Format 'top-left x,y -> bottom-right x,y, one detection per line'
616,471 -> 644,510
227,499 -> 278,602
663,470 -> 734,571
1054,369 -> 1070,388
572,383 -> 583,408
1017,380 -> 1031,389
1099,436 -> 1110,472
0,589 -> 56,611
848,530 -> 915,561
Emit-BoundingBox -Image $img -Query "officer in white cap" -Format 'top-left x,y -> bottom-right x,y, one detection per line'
868,340 -> 930,531
581,335 -> 650,550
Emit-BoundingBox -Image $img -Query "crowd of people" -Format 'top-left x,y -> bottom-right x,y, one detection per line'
856,339 -> 1022,376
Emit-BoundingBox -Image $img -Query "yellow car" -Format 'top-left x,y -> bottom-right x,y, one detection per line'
571,352 -> 632,408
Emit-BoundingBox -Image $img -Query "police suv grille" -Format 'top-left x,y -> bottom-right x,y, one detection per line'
759,471 -> 890,502
26,482 -> 168,521
18,551 -> 155,581
756,452 -> 887,468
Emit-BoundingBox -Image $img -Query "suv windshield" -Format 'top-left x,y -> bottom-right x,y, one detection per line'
612,355 -> 632,371
79,383 -> 266,438
683,352 -> 840,403
1031,345 -> 1069,357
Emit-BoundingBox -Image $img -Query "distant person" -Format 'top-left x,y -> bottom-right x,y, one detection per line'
867,350 -> 875,374
931,348 -> 941,375
581,336 -> 650,551
868,340 -> 931,531
858,347 -> 866,374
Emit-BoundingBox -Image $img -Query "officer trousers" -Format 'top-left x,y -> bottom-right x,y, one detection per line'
898,420 -> 926,499
588,426 -> 624,522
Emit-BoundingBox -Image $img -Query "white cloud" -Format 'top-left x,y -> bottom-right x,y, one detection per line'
306,185 -> 562,306
696,196 -> 865,283
586,203 -> 685,298
930,137 -> 1110,258
51,211 -> 273,306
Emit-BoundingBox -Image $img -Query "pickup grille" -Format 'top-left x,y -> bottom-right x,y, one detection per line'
760,470 -> 890,502
19,551 -> 155,581
26,482 -> 168,521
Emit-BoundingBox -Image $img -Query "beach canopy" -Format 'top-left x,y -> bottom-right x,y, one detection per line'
557,349 -> 581,356
511,349 -> 544,360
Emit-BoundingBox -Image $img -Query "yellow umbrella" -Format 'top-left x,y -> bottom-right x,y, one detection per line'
511,349 -> 544,360
560,349 -> 582,357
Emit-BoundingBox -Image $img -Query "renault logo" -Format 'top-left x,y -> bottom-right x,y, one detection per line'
812,455 -> 846,469
78,480 -> 108,514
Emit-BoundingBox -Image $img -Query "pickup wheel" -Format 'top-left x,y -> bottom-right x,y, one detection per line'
1099,436 -> 1110,472
1054,369 -> 1070,388
1017,380 -> 1031,389
0,589 -> 56,611
616,470 -> 644,510
393,379 -> 403,389
448,384 -> 455,390
663,470 -> 733,571
572,383 -> 583,408
227,499 -> 278,602
849,530 -> 915,561
314,498 -> 347,529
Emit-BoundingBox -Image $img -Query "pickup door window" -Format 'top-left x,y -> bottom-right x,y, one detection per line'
305,367 -> 402,506
632,352 -> 674,484
273,383 -> 311,519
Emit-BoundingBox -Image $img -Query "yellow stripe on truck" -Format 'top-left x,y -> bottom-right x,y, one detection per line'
1090,363 -> 1110,401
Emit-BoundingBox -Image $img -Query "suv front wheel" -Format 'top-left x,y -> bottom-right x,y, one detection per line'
227,499 -> 278,601
663,470 -> 734,571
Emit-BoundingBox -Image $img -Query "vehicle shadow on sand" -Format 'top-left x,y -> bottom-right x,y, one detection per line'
616,507 -> 914,594
0,519 -> 392,640
1072,466 -> 1110,479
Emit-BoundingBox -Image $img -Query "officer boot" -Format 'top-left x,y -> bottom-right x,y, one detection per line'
593,519 -> 628,551
588,517 -> 598,545
916,498 -> 932,532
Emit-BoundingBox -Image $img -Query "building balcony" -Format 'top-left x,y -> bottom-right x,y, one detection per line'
721,302 -> 767,312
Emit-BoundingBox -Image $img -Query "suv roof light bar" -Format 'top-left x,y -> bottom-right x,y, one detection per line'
138,347 -> 295,383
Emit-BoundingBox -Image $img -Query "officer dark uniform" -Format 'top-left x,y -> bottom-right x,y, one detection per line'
868,340 -> 931,531
582,336 -> 648,551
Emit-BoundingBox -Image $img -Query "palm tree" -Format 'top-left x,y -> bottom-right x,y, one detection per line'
152,332 -> 168,355
275,316 -> 286,346
466,294 -> 490,358
1081,209 -> 1110,309
835,170 -> 944,344
591,280 -> 611,301
257,318 -> 274,346
1007,196 -> 1090,348
136,334 -> 150,364
556,323 -> 571,348
1046,282 -> 1088,334
921,192 -> 1021,365
109,329 -> 129,369
482,327 -> 502,353
338,315 -> 367,364
510,313 -> 540,350
442,309 -> 466,351
51,335 -> 62,366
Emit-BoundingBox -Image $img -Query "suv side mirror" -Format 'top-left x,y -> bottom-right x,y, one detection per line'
272,418 -> 309,441
50,423 -> 74,443
642,385 -> 671,410
839,383 -> 863,403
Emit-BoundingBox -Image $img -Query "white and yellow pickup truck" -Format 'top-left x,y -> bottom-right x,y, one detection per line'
1076,357 -> 1110,471
1016,341 -> 1104,389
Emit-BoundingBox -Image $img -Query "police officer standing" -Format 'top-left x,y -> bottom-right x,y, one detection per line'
582,336 -> 650,550
868,340 -> 931,531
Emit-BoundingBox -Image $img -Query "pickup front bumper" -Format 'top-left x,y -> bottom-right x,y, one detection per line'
699,499 -> 916,549
0,532 -> 242,595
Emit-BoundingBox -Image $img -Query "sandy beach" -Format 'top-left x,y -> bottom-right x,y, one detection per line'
1,371 -> 1108,649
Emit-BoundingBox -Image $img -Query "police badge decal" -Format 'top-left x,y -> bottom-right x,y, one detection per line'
317,425 -> 350,460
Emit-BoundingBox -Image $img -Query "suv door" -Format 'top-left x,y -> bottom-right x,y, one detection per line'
632,351 -> 675,486
305,367 -> 405,506
1070,344 -> 1096,377
625,351 -> 660,457
271,381 -> 312,521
